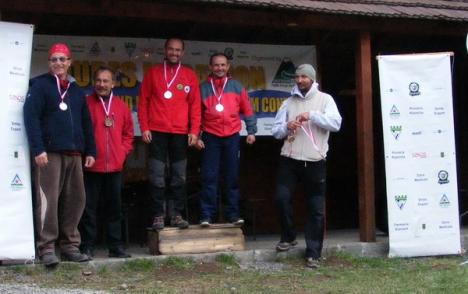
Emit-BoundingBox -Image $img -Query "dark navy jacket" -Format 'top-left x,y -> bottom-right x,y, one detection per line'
24,73 -> 96,157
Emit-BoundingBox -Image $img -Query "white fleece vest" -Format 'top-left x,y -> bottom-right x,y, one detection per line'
280,90 -> 330,161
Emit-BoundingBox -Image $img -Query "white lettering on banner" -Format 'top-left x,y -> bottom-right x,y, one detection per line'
0,21 -> 36,260
31,35 -> 317,136
378,52 -> 460,257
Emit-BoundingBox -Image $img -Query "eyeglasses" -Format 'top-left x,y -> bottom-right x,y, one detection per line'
48,57 -> 70,63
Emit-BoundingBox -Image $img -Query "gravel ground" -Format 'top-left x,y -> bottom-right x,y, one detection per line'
0,284 -> 108,294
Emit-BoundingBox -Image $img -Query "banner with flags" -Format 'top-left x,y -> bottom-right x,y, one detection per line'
0,21 -> 36,260
378,52 -> 461,257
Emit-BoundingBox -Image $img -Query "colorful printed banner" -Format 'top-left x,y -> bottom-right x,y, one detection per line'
378,52 -> 461,257
0,21 -> 36,260
31,35 -> 316,135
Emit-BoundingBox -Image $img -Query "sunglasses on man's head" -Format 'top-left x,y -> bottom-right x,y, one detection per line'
49,57 -> 71,63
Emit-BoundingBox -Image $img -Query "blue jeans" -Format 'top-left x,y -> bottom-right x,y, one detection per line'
200,132 -> 240,221
275,156 -> 326,259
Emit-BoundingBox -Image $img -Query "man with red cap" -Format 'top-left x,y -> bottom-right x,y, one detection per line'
138,38 -> 201,230
24,43 -> 96,266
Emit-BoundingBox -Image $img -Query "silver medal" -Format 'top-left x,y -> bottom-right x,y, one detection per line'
164,90 -> 173,99
59,102 -> 68,111
215,104 -> 224,112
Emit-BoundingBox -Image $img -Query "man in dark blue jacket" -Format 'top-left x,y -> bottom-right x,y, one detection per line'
24,43 -> 96,266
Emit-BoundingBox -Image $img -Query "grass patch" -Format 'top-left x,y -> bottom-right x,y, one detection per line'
120,259 -> 155,272
215,253 -> 238,267
162,256 -> 194,269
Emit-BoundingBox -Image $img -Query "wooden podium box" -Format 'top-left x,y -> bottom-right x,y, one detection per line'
147,224 -> 245,255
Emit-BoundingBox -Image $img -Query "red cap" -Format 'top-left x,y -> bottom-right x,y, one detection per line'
48,43 -> 71,58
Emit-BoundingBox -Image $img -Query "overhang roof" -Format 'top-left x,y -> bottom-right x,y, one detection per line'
195,0 -> 468,22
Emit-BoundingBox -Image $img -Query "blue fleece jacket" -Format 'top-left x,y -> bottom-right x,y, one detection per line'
24,73 -> 96,157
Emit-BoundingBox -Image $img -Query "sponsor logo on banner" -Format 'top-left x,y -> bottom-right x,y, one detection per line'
391,150 -> 405,159
124,42 -> 136,58
434,106 -> 445,115
271,58 -> 296,87
395,195 -> 407,210
414,173 -> 428,182
89,42 -> 101,56
439,194 -> 450,208
141,47 -> 154,58
409,106 -> 424,115
393,223 -> 409,231
10,120 -> 22,132
390,125 -> 402,139
439,220 -> 453,229
438,170 -> 449,184
10,174 -> 24,191
418,197 -> 429,207
390,105 -> 400,119
9,93 -> 25,103
412,152 -> 427,159
224,47 -> 234,60
71,43 -> 85,53
409,82 -> 421,96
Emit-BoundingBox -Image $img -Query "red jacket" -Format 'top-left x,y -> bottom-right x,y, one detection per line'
138,63 -> 201,135
85,93 -> 134,173
199,76 -> 257,137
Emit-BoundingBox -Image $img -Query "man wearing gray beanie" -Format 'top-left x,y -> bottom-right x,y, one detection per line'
272,63 -> 342,268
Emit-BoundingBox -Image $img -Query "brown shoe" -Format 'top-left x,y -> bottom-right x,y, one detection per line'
152,215 -> 165,231
170,215 -> 189,229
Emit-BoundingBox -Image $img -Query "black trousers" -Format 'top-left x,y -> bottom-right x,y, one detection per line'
148,131 -> 188,217
275,156 -> 326,259
79,171 -> 123,250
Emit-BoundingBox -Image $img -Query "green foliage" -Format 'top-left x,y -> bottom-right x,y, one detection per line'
162,256 -> 194,269
215,253 -> 238,267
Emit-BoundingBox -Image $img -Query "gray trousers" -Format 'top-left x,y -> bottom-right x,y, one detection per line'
34,153 -> 85,256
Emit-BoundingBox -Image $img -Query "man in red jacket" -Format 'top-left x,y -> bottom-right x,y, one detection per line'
196,53 -> 257,226
138,38 -> 201,230
79,66 -> 134,258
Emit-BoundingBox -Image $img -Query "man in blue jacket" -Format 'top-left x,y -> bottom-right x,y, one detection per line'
24,43 -> 96,266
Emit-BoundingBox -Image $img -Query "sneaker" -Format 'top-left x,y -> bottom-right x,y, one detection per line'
170,215 -> 189,229
40,252 -> 59,267
61,250 -> 89,262
108,247 -> 131,258
305,257 -> 320,269
200,219 -> 211,227
275,240 -> 298,252
152,215 -> 165,230
230,218 -> 245,226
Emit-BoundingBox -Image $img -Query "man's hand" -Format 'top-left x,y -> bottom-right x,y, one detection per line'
35,152 -> 48,167
142,130 -> 152,144
246,135 -> 256,145
295,112 -> 310,123
84,156 -> 95,168
194,139 -> 205,150
188,134 -> 198,146
287,120 -> 302,131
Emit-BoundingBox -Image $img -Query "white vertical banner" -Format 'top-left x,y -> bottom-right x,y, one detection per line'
0,21 -> 36,260
378,52 -> 461,257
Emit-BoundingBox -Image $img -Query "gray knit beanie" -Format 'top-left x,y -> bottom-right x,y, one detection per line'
295,64 -> 316,81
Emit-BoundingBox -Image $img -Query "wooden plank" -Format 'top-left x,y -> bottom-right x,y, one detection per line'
147,225 -> 246,255
355,31 -> 376,242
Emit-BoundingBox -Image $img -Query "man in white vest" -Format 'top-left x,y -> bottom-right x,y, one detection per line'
271,64 -> 342,269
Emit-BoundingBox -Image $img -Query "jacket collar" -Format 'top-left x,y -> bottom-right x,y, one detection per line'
291,82 -> 319,100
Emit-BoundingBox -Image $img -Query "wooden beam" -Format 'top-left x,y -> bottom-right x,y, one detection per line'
355,31 -> 376,242
0,0 -> 467,36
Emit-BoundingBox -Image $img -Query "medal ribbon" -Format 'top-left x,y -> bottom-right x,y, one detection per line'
163,61 -> 181,91
300,124 -> 325,159
99,92 -> 114,117
210,77 -> 228,106
54,74 -> 70,104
